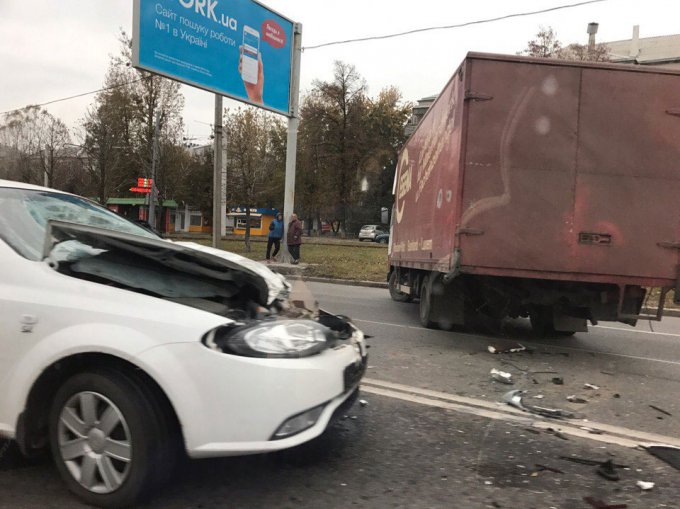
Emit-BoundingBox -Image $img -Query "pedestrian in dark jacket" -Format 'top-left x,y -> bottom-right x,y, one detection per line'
287,213 -> 303,264
266,213 -> 284,262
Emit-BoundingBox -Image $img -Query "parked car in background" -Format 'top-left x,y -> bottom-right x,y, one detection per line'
358,224 -> 387,241
374,232 -> 390,244
0,180 -> 367,508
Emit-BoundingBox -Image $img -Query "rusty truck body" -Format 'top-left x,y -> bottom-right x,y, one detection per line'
388,52 -> 680,335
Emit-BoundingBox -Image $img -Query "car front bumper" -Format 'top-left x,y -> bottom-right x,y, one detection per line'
137,337 -> 367,458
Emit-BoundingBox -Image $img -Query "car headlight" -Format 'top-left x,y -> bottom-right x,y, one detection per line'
203,320 -> 332,358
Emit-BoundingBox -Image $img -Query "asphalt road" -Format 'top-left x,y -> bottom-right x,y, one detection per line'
2,280 -> 680,508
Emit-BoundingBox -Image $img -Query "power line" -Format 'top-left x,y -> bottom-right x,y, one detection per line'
303,0 -> 609,50
0,77 -> 147,116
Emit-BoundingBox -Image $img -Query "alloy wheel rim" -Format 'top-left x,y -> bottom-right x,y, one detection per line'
57,391 -> 132,494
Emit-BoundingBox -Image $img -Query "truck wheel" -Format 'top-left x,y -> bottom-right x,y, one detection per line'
530,306 -> 575,337
48,370 -> 168,508
389,271 -> 412,303
419,274 -> 437,328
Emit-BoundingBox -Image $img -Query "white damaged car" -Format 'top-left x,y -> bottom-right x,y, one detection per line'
0,180 -> 367,507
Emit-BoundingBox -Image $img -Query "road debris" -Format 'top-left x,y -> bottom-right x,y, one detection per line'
643,444 -> 680,471
567,395 -> 588,404
545,428 -> 569,440
487,341 -> 527,354
649,405 -> 672,417
490,368 -> 514,385
601,370 -> 614,376
359,399 -> 368,407
580,426 -> 604,435
502,390 -> 574,419
584,383 -> 600,390
534,463 -> 564,474
636,480 -> 654,491
532,394 -> 545,399
583,496 -> 627,509
558,456 -> 628,468
552,377 -> 564,385
613,393 -> 621,399
596,459 -> 620,481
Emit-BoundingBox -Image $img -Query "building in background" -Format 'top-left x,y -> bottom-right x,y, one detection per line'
227,207 -> 278,236
605,26 -> 680,69
404,95 -> 437,137
106,197 -> 178,233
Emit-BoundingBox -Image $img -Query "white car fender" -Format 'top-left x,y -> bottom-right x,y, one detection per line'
4,322 -> 177,434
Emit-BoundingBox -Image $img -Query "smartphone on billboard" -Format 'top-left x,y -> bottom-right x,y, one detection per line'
241,26 -> 260,85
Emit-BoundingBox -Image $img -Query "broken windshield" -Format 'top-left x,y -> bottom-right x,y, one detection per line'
0,187 -> 158,261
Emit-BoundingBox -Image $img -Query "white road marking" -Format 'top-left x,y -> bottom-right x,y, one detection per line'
593,324 -> 680,338
353,318 -> 680,367
362,378 -> 680,449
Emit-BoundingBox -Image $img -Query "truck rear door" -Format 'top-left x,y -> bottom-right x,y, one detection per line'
458,58 -> 582,275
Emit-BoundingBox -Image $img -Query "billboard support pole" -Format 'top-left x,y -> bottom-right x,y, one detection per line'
212,94 -> 224,248
281,23 -> 302,263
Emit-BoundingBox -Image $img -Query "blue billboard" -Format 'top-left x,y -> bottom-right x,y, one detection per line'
133,0 -> 294,115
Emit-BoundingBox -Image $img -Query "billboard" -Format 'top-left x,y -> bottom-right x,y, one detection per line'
132,0 -> 294,115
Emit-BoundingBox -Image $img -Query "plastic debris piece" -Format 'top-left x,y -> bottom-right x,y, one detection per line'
644,444 -> 680,471
584,383 -> 600,390
636,480 -> 654,491
596,460 -> 620,481
613,393 -> 621,399
559,456 -> 628,468
580,426 -> 604,435
359,399 -> 368,407
567,395 -> 588,404
350,415 -> 358,420
601,371 -> 614,376
502,390 -> 574,419
490,368 -> 513,385
533,394 -> 545,399
649,405 -> 672,417
552,377 -> 564,385
487,342 -> 527,354
535,463 -> 564,474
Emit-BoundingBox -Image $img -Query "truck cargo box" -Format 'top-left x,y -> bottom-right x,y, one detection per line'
389,52 -> 680,332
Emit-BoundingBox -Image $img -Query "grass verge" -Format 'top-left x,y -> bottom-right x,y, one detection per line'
198,239 -> 389,282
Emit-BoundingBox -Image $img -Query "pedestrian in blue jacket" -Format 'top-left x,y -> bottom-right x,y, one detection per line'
266,213 -> 284,262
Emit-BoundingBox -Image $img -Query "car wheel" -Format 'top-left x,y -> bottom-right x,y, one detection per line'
419,274 -> 438,329
378,238 -> 388,244
389,271 -> 412,303
49,370 -> 168,508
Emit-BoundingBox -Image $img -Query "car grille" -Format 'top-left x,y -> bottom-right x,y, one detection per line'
343,355 -> 368,392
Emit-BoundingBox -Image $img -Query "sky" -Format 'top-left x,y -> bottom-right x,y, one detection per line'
1,0 -> 678,144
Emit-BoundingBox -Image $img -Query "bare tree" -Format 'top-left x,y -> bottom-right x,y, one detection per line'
520,26 -> 610,62
225,107 -> 285,252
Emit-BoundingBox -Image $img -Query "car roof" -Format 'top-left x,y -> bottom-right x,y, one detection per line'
0,179 -> 71,195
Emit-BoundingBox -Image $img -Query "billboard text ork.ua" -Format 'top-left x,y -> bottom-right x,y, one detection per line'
133,0 -> 294,115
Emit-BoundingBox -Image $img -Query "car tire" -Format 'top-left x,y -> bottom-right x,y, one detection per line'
378,238 -> 388,244
389,271 -> 412,303
419,274 -> 438,329
48,369 -> 169,508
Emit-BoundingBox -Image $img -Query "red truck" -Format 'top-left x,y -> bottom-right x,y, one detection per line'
388,52 -> 680,336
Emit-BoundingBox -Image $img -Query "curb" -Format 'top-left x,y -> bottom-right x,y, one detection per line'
285,275 -> 389,289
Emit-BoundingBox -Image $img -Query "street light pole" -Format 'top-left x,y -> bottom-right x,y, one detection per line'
148,110 -> 161,228
212,95 -> 224,248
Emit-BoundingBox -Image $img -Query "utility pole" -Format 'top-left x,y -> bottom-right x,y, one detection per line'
148,109 -> 161,228
212,95 -> 223,248
280,23 -> 303,263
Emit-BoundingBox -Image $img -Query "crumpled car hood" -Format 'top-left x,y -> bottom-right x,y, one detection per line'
45,221 -> 287,306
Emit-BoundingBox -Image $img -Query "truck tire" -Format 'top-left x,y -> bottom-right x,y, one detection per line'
530,306 -> 576,337
48,370 -> 169,508
389,270 -> 412,303
419,274 -> 437,328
